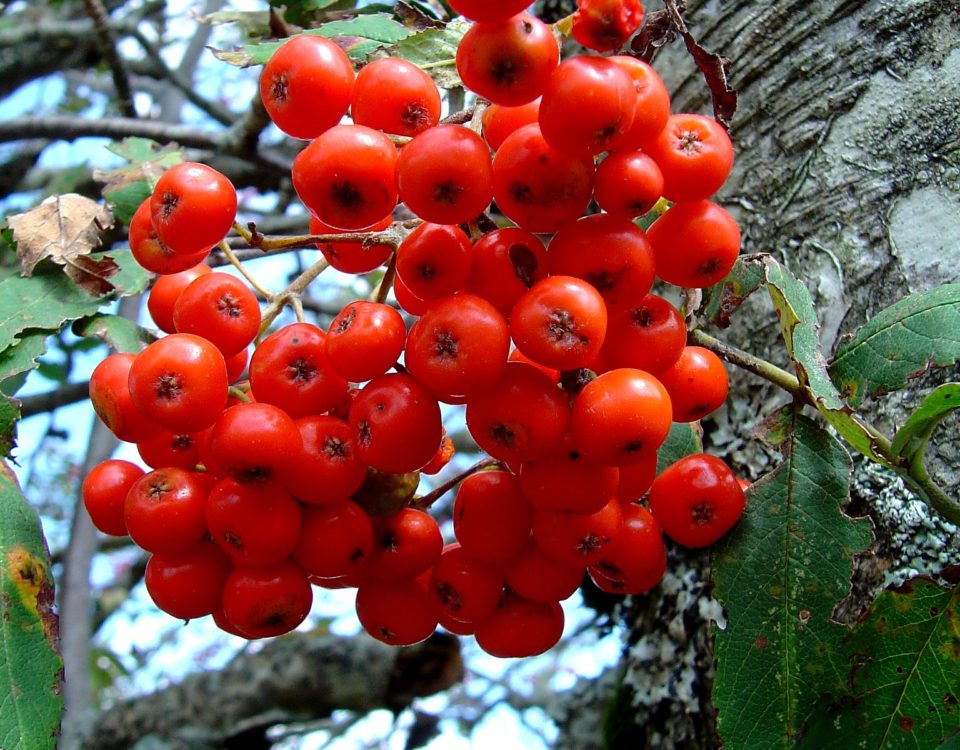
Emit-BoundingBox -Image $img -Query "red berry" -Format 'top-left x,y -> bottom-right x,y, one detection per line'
572,0 -> 645,52
150,162 -> 236,256
293,124 -> 398,231
145,541 -> 230,620
260,34 -> 355,140
172,272 -> 261,357
124,467 -> 209,555
206,478 -> 302,567
82,459 -> 144,536
128,334 -> 228,433
349,373 -> 442,474
220,561 -> 313,639
397,125 -> 493,225
645,113 -> 734,202
657,345 -> 729,422
647,453 -> 746,547
475,594 -> 564,658
647,200 -> 742,289
456,13 -> 558,106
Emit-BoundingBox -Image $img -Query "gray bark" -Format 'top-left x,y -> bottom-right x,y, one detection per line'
543,1 -> 960,748
80,632 -> 462,750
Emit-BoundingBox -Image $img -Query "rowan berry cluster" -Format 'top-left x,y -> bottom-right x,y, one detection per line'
82,0 -> 747,658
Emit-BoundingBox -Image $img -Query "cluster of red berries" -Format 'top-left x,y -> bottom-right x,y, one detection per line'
81,0 -> 747,658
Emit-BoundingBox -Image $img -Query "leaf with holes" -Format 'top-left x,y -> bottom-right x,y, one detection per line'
702,254 -> 767,328
762,256 -> 887,465
0,461 -> 62,748
711,406 -> 872,750
829,285 -> 960,409
802,574 -> 960,749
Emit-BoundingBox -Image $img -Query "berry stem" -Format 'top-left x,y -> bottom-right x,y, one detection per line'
227,386 -> 252,403
217,240 -> 274,299
372,252 -> 398,305
412,456 -> 501,510
419,58 -> 456,71
256,256 -> 331,341
689,328 -> 802,398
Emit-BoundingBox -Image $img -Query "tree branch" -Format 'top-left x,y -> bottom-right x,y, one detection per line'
0,116 -> 294,173
19,382 -> 92,419
82,632 -> 463,750
83,0 -> 137,117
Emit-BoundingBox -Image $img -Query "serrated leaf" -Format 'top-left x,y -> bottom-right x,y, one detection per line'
73,314 -> 156,354
829,285 -> 960,409
0,462 -> 62,747
393,20 -> 467,89
656,422 -> 702,475
0,272 -> 110,353
892,383 -> 960,459
213,14 -> 414,67
802,576 -> 960,749
0,332 -> 48,387
95,139 -> 184,226
6,194 -> 118,297
702,253 -> 767,328
103,249 -> 148,296
761,256 -> 888,465
712,407 -> 872,749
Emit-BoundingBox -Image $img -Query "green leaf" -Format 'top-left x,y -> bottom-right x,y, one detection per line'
829,285 -> 960,408
0,272 -> 106,353
0,462 -> 62,748
702,253 -> 767,328
102,250 -> 148,296
213,14 -> 414,67
393,20 -> 468,88
96,138 -> 184,226
761,256 -> 887,465
712,406 -> 872,750
656,422 -> 702,475
891,383 -> 960,459
0,332 -> 49,388
73,314 -> 156,354
0,396 -> 18,456
802,576 -> 960,749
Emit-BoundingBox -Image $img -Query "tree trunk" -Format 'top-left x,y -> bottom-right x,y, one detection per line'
546,1 -> 960,747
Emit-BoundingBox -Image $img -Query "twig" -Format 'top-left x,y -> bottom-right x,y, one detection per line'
82,0 -> 136,117
18,381 -> 91,418
688,328 -> 803,398
217,240 -> 274,298
413,457 -> 501,510
372,252 -> 398,305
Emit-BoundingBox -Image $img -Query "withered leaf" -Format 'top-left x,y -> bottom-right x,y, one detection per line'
6,194 -> 119,297
395,1 -> 444,30
631,0 -> 737,129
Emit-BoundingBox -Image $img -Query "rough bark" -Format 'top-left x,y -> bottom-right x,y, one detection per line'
81,632 -> 463,750
541,1 -> 960,748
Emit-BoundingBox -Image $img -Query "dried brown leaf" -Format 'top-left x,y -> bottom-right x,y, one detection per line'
6,194 -> 119,297
395,1 -> 444,30
630,0 -> 737,128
